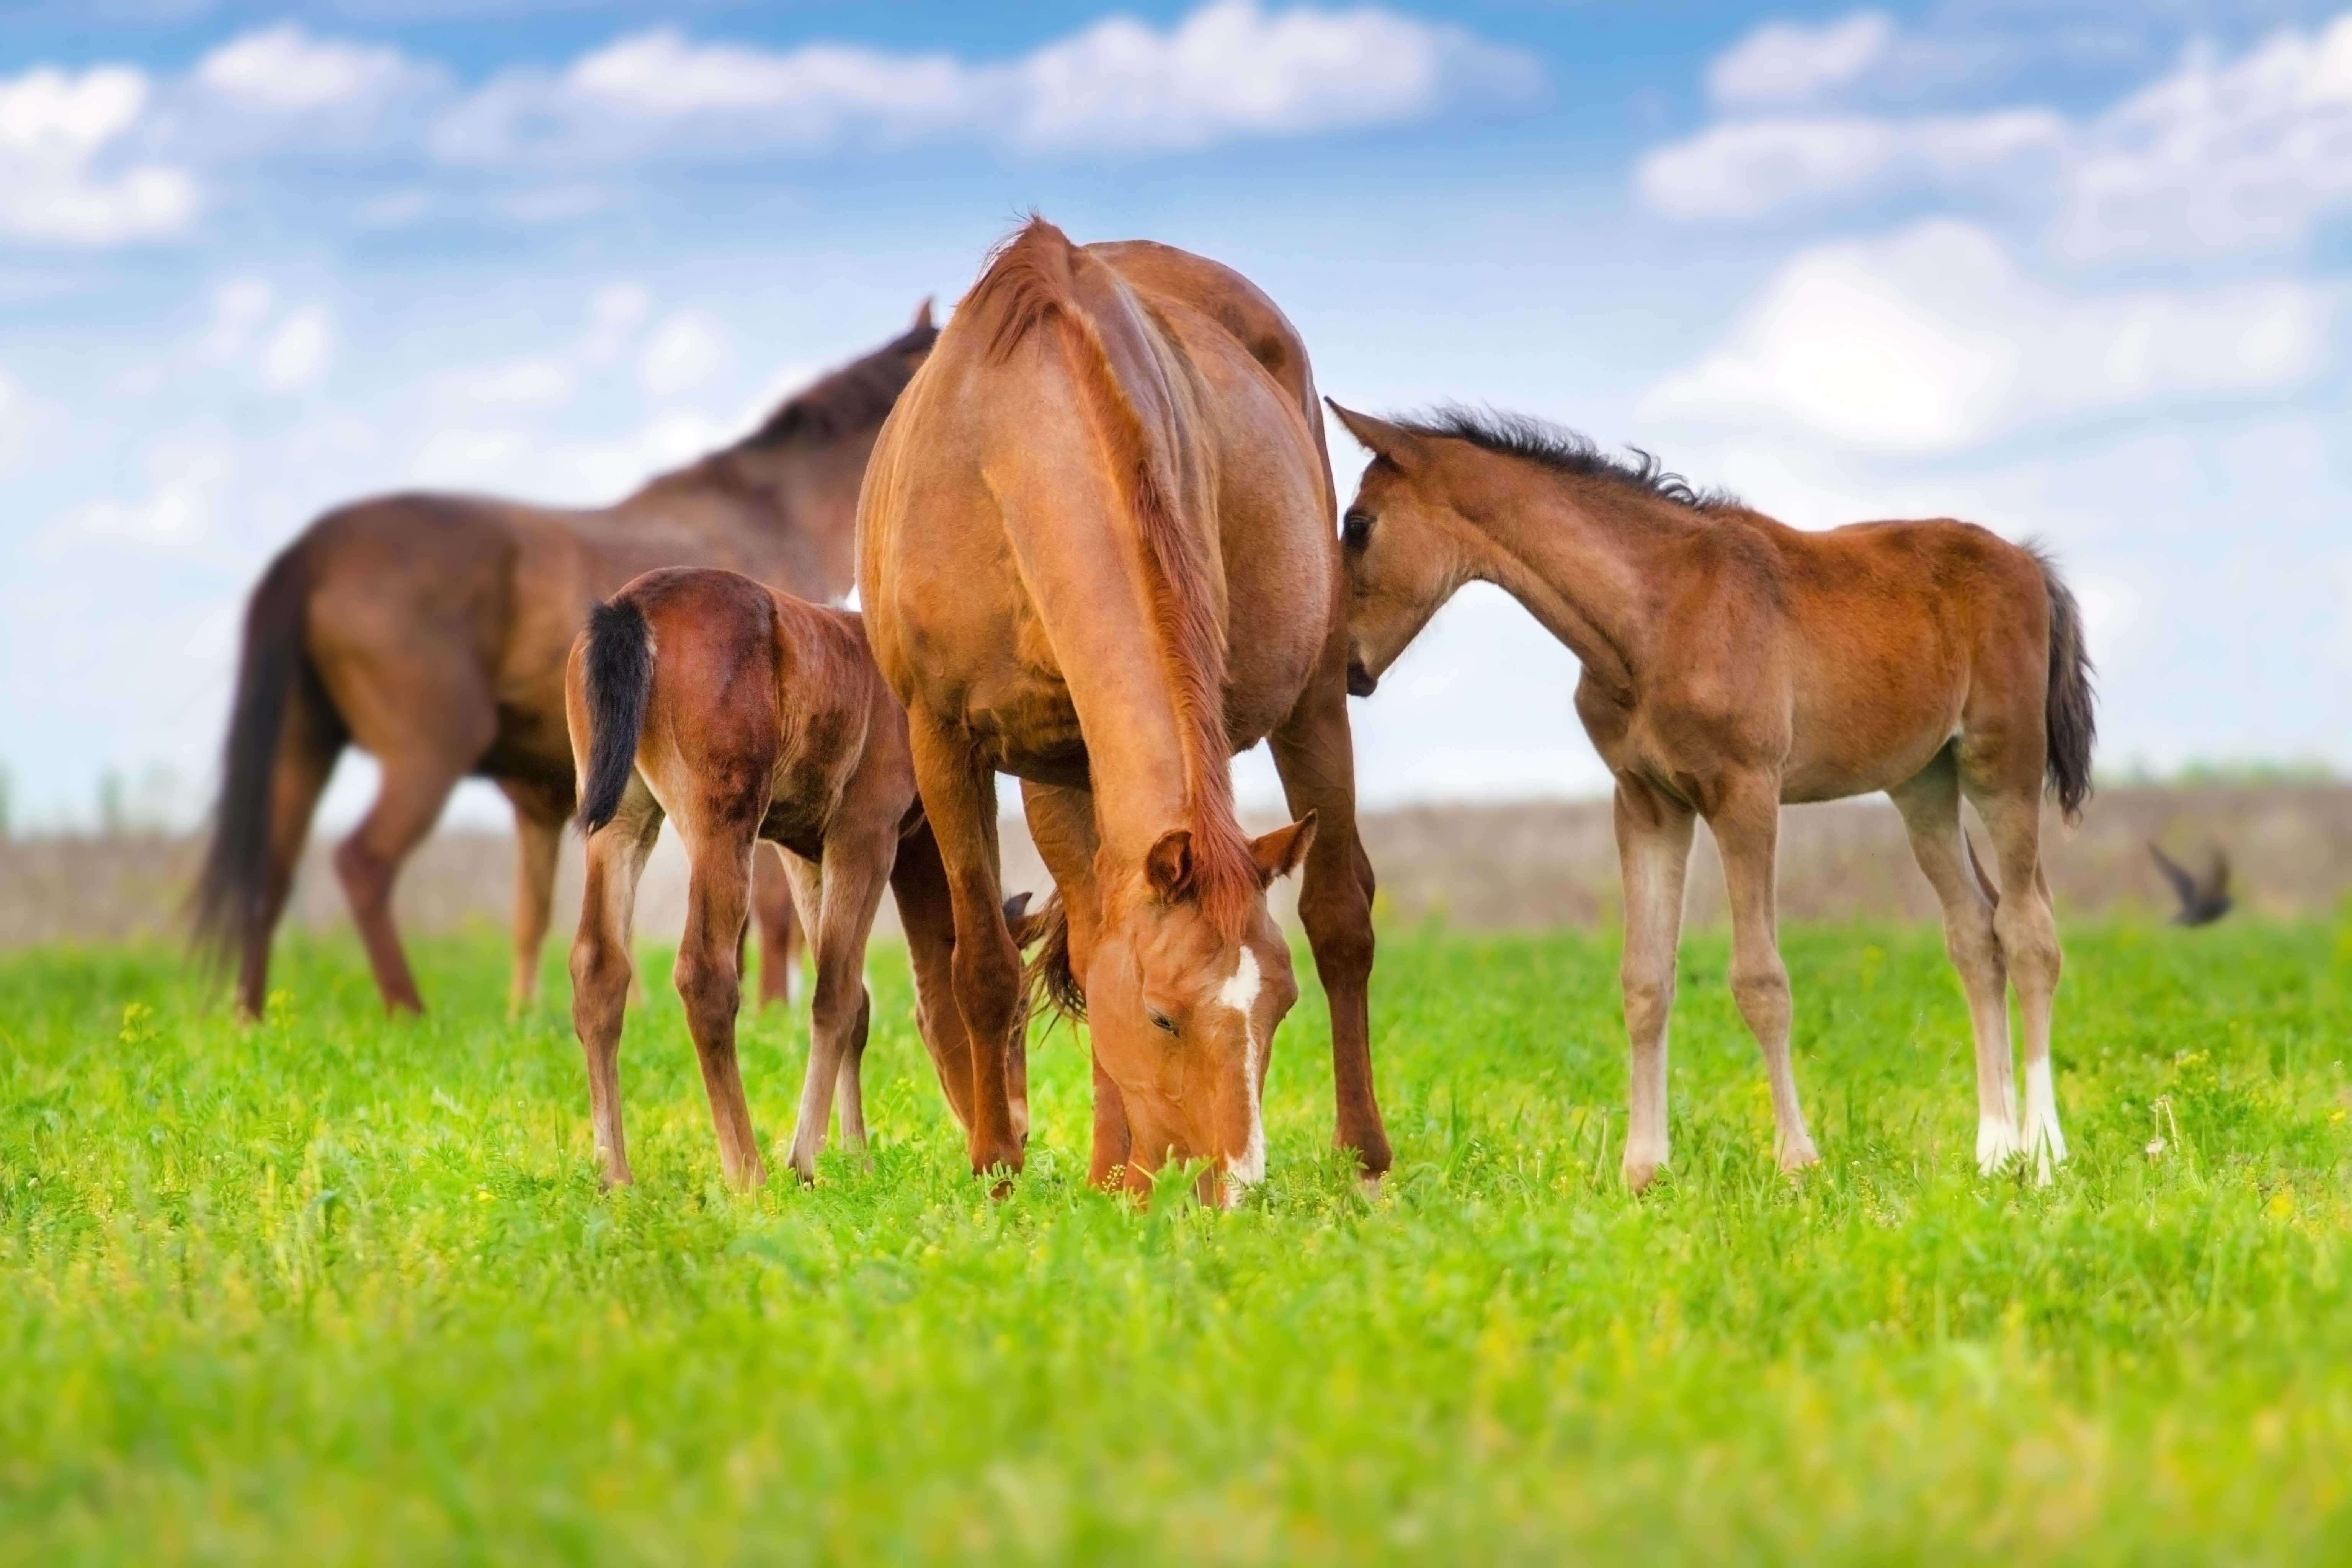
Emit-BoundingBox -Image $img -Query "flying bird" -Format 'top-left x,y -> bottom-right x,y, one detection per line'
2148,842 -> 2232,927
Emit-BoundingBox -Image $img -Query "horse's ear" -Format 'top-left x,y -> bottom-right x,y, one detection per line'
1326,401 -> 1422,469
911,297 -> 935,331
1144,830 -> 1195,902
1249,813 -> 1317,885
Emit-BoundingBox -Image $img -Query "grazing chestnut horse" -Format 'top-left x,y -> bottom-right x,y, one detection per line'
193,308 -> 937,1019
1330,407 -> 2095,1186
859,219 -> 1390,1200
565,567 -> 976,1188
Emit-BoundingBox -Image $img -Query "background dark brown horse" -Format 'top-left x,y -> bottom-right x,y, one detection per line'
194,308 -> 937,1018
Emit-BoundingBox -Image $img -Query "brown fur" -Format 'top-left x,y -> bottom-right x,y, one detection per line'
959,220 -> 1256,939
562,567 -> 983,1189
194,309 -> 936,1019
1334,404 -> 2097,1188
861,220 -> 1390,1199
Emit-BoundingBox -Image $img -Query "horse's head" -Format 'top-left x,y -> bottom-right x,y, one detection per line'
1326,402 -> 1472,699
1083,816 -> 1315,1206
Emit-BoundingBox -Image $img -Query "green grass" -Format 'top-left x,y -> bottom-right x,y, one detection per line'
3,919 -> 2351,1564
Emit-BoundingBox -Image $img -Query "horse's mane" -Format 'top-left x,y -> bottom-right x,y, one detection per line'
1400,406 -> 1743,514
737,314 -> 938,450
959,217 -> 1257,938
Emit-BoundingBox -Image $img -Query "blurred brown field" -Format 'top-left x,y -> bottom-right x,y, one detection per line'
5,782 -> 2345,952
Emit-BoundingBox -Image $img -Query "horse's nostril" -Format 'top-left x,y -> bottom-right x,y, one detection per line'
1346,659 -> 1378,698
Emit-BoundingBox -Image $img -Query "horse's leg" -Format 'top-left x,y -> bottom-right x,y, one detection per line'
1710,779 -> 1818,1173
1971,781 -> 2068,1184
239,690 -> 342,1019
1023,781 -> 1123,1183
888,819 -> 978,1138
335,750 -> 469,1015
752,843 -> 803,1009
1889,751 -> 2017,1174
499,780 -> 567,1017
906,717 -> 1024,1178
1268,675 -> 1393,1181
568,782 -> 662,1187
1614,778 -> 1696,1190
669,812 -> 766,1191
783,832 -> 892,1181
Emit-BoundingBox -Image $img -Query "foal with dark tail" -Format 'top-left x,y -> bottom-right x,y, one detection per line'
1331,407 -> 2095,1186
563,567 -> 977,1188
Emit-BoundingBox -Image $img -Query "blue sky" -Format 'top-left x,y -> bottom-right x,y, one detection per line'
2,0 -> 2347,829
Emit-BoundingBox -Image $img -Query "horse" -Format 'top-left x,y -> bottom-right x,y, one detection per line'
193,307 -> 937,1020
858,219 -> 1391,1202
564,567 -> 977,1189
1328,405 -> 2095,1186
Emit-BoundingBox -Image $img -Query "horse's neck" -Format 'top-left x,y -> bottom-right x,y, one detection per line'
1460,479 -> 1667,693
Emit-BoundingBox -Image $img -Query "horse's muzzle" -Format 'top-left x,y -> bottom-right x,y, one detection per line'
1346,658 -> 1379,698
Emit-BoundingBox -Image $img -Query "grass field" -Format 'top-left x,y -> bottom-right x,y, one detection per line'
4,919 -> 2350,1563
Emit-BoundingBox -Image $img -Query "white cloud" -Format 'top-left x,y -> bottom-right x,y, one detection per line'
192,24 -> 445,121
62,438 -> 235,547
1708,10 -> 1895,111
1008,0 -> 1537,152
0,65 -> 197,243
432,1 -> 1538,165
1649,220 -> 2331,453
1638,108 -> 2064,222
640,312 -> 727,396
435,357 -> 572,409
1642,11 -> 2352,261
259,307 -> 333,391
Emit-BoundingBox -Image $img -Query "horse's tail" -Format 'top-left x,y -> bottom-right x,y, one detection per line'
1013,893 -> 1086,1024
959,216 -> 1257,938
2029,544 -> 2097,823
192,536 -> 331,977
577,597 -> 655,833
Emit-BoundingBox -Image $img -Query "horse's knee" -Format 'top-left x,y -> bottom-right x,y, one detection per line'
1298,884 -> 1374,980
1995,903 -> 2061,990
952,933 -> 1021,1037
1620,968 -> 1676,1039
1728,956 -> 1791,1026
673,943 -> 740,1026
334,838 -> 390,907
810,976 -> 866,1043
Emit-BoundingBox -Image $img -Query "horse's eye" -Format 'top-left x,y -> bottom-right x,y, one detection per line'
1149,1009 -> 1179,1036
1342,509 -> 1374,550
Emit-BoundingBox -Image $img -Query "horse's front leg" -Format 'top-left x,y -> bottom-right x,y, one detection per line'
1614,778 -> 1695,1191
1710,777 -> 1818,1174
907,717 -> 1025,1180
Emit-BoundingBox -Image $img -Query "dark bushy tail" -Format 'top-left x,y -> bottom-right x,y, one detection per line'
2031,544 -> 2097,823
578,598 -> 654,833
192,540 -> 321,971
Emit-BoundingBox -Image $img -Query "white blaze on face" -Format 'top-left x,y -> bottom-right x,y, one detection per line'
1217,944 -> 1265,1202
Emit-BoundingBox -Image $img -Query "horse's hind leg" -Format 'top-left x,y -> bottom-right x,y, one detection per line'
500,779 -> 568,1016
1889,750 -> 2017,1174
1710,778 -> 1819,1174
673,818 -> 766,1191
1614,777 -> 1696,1190
752,844 -> 804,1008
570,782 -> 662,1187
782,830 -> 893,1181
335,750 -> 470,1014
1971,778 -> 2067,1183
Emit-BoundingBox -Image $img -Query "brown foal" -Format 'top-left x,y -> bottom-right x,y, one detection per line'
859,219 -> 1390,1200
195,308 -> 937,1019
1331,407 -> 2095,1186
564,567 -> 976,1189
